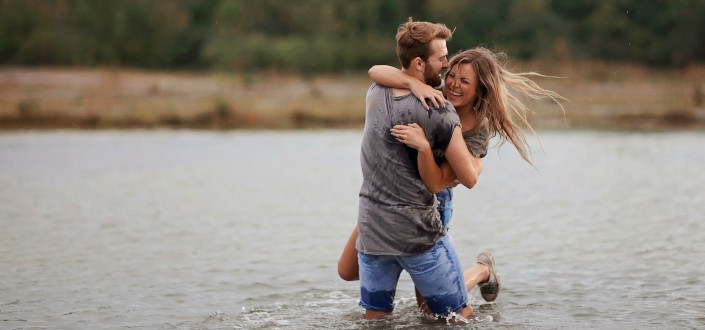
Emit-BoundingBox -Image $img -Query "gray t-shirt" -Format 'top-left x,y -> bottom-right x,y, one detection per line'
356,83 -> 460,256
463,118 -> 490,158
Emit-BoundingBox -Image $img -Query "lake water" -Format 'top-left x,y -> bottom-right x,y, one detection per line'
1,129 -> 704,329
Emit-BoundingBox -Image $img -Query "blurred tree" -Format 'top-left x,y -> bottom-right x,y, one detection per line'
428,0 -> 510,54
204,0 -> 405,73
2,0 -> 195,68
0,0 -> 41,63
0,0 -> 703,71
497,0 -> 564,59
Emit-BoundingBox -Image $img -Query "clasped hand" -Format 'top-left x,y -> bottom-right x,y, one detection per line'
390,123 -> 430,152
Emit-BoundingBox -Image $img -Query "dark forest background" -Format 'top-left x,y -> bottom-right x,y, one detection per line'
1,0 -> 703,73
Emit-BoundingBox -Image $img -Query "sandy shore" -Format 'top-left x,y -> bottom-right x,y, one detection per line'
1,64 -> 704,130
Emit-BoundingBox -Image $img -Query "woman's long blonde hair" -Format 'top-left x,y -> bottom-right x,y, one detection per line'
446,47 -> 566,164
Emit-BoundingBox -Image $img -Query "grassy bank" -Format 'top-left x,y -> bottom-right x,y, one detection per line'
1,62 -> 704,130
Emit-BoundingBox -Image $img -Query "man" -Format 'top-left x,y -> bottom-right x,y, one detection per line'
356,18 -> 487,320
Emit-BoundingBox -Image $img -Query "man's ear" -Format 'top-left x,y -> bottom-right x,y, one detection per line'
412,57 -> 424,71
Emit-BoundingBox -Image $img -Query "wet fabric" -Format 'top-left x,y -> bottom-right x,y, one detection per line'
462,118 -> 490,158
437,121 -> 489,231
356,83 -> 460,256
358,235 -> 469,315
436,188 -> 453,229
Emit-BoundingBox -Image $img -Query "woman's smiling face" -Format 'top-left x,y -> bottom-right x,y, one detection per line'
445,63 -> 479,111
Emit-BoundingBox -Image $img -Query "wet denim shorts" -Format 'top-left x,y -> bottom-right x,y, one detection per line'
436,188 -> 453,229
358,235 -> 468,316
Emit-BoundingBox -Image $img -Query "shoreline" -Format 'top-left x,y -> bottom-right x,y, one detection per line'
2,65 -> 704,131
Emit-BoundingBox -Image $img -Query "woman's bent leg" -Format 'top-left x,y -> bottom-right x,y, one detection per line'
463,263 -> 489,292
338,226 -> 360,281
464,252 -> 500,301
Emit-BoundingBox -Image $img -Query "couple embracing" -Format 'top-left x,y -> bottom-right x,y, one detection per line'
338,18 -> 565,321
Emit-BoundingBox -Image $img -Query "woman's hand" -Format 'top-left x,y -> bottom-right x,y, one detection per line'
391,123 -> 430,152
409,79 -> 445,110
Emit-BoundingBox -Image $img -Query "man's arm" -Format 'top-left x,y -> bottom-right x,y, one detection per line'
445,126 -> 483,189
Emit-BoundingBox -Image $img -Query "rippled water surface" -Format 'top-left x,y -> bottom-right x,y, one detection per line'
1,129 -> 704,329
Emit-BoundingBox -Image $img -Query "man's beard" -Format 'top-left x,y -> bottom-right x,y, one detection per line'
423,64 -> 442,88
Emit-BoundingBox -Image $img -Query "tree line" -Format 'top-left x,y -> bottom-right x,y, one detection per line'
1,0 -> 703,73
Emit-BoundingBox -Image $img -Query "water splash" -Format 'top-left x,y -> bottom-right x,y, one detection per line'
443,311 -> 471,325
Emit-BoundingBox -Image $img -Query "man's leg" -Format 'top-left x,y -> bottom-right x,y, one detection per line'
413,188 -> 453,312
358,252 -> 403,319
414,292 -> 473,320
401,236 -> 473,319
415,254 -> 497,313
414,288 -> 430,314
365,309 -> 390,320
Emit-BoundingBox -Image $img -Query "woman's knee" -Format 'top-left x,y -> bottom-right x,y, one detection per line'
337,261 -> 359,281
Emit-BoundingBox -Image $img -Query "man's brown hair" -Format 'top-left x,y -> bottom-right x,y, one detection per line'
395,18 -> 453,69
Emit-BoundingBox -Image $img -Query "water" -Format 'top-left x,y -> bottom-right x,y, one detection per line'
1,129 -> 704,329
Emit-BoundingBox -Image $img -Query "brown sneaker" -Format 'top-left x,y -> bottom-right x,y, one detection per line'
477,252 -> 500,302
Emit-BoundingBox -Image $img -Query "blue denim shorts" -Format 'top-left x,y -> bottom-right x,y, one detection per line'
358,235 -> 468,316
436,188 -> 453,230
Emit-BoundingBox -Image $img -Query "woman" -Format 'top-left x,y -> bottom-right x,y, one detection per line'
339,47 -> 565,307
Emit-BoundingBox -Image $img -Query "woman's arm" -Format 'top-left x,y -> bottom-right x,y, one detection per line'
445,127 -> 483,189
368,65 -> 445,110
391,123 -> 481,193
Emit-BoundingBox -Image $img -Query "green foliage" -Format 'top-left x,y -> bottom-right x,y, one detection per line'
0,0 -> 201,68
1,0 -> 703,71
